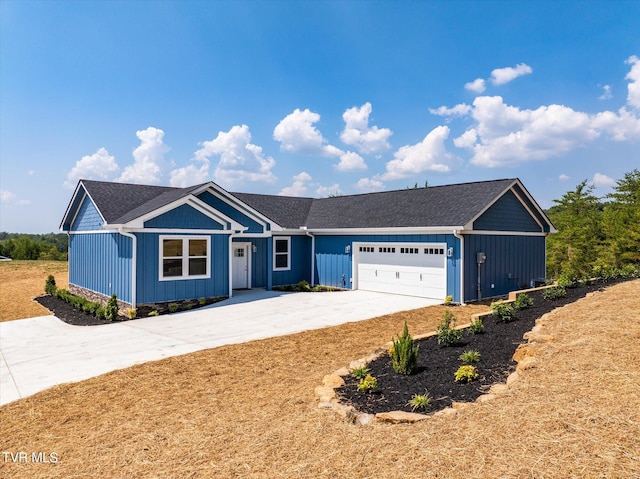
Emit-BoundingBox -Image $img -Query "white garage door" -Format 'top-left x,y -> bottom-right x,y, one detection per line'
355,243 -> 447,300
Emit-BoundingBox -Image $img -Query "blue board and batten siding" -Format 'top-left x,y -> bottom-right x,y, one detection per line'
135,233 -> 229,304
144,204 -> 225,230
198,191 -> 264,233
464,234 -> 546,302
271,235 -> 312,287
313,234 -> 462,302
68,233 -> 133,303
71,194 -> 103,231
473,190 -> 541,232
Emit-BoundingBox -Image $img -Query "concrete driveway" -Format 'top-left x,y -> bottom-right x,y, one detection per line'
0,289 -> 439,406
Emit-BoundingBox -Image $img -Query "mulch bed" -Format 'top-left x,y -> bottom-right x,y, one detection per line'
337,279 -> 624,415
34,295 -> 226,326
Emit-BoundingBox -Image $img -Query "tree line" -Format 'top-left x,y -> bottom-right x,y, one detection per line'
546,169 -> 640,279
0,233 -> 68,261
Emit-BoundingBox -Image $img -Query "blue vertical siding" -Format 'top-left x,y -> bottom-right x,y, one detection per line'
464,234 -> 546,302
135,233 -> 230,303
197,191 -> 264,233
271,235 -> 312,286
144,204 -> 224,229
473,190 -> 541,232
314,234 -> 462,301
69,232 -> 132,302
71,195 -> 103,231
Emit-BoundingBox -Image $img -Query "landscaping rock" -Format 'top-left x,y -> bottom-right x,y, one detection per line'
516,357 -> 538,373
355,413 -> 375,426
322,374 -> 345,388
375,411 -> 429,424
314,386 -> 337,402
332,367 -> 350,377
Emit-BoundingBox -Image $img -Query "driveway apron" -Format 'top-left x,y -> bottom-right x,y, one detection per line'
0,290 -> 439,405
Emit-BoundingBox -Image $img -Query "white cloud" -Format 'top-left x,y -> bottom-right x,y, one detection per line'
0,190 -> 15,202
335,151 -> 367,171
316,183 -> 343,197
379,126 -> 455,181
356,177 -> 385,192
65,147 -> 119,188
465,78 -> 486,93
455,96 -> 602,167
118,127 -> 169,185
599,84 -> 612,100
490,63 -> 533,85
340,102 -> 392,154
592,107 -> 640,141
273,108 -> 336,156
559,174 -> 570,181
625,55 -> 640,109
429,104 -> 472,119
279,172 -> 312,196
593,172 -> 616,187
180,124 -> 276,189
28,170 -> 36,176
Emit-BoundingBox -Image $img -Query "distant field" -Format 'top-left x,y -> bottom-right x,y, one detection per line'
0,260 -> 68,321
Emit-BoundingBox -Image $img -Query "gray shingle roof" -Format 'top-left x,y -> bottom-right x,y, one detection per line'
71,178 -> 529,231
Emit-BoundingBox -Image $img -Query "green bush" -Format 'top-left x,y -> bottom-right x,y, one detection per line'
357,374 -> 378,392
459,350 -> 481,363
468,317 -> 485,334
542,285 -> 567,301
437,310 -> 463,347
491,301 -> 516,322
406,391 -> 431,412
44,275 -> 57,295
454,365 -> 478,383
105,294 -> 119,321
168,303 -> 179,313
148,310 -> 159,317
444,295 -> 453,305
390,322 -> 419,375
296,280 -> 312,292
351,365 -> 370,380
513,292 -> 534,310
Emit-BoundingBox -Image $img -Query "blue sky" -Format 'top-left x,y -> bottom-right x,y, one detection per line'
1,0 -> 639,233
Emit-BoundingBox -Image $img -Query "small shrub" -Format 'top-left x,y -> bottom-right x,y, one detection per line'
357,374 -> 378,392
148,310 -> 159,317
95,306 -> 106,320
542,285 -> 566,301
44,275 -> 57,295
437,310 -> 463,347
459,350 -> 481,363
468,317 -> 485,334
491,301 -> 516,322
620,264 -> 640,279
168,303 -> 179,313
444,295 -> 453,306
351,365 -> 370,380
557,272 -> 579,288
296,280 -> 311,292
127,308 -> 136,320
390,322 -> 419,375
406,391 -> 431,412
513,292 -> 533,310
105,294 -> 119,321
198,297 -> 207,306
454,365 -> 478,383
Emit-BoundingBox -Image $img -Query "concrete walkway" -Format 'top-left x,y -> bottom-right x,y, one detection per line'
0,289 -> 439,406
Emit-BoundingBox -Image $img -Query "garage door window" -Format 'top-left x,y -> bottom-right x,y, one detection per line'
273,237 -> 290,271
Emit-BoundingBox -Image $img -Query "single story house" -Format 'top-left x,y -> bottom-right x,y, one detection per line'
60,178 -> 555,308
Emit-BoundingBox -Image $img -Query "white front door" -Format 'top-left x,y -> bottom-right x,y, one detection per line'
232,242 -> 251,289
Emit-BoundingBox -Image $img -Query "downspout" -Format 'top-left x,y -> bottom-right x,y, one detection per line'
453,229 -> 465,305
118,228 -> 137,309
305,230 -> 315,286
228,232 -> 237,298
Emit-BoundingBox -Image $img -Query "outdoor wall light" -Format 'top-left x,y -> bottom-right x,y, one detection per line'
447,247 -> 454,257
252,244 -> 257,253
345,245 -> 351,254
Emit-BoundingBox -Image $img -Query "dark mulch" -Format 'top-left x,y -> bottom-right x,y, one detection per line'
34,295 -> 227,326
337,279 -> 624,415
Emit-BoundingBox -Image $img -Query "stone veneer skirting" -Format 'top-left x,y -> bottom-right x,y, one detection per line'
68,284 -> 132,316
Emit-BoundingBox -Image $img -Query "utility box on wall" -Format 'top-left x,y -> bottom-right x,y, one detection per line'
476,252 -> 486,264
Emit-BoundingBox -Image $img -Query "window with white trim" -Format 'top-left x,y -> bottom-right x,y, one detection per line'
160,236 -> 210,280
273,237 -> 290,271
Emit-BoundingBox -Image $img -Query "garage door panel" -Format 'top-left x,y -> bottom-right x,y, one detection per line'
356,243 -> 446,300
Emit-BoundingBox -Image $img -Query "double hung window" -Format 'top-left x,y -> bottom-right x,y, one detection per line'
160,236 -> 210,280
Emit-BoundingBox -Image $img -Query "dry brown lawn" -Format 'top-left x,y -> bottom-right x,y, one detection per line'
1,278 -> 639,478
0,261 -> 68,322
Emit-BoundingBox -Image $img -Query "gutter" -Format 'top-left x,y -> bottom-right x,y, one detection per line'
453,229 -> 465,305
118,227 -> 137,308
304,229 -> 315,286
